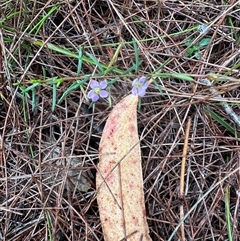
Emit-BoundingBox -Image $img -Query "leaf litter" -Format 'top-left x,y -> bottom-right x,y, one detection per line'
1,1 -> 240,240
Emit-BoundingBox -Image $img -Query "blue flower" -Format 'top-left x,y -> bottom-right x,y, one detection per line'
131,76 -> 149,97
198,24 -> 209,34
87,80 -> 109,102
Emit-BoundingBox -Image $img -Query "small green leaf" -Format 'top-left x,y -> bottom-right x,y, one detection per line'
194,52 -> 200,60
13,81 -> 20,86
185,37 -> 193,47
46,77 -> 63,86
56,78 -> 64,87
31,79 -> 41,84
19,86 -> 30,98
184,47 -> 195,57
199,38 -> 211,48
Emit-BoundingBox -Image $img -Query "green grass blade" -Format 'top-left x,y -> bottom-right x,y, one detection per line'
153,73 -> 172,78
30,27 -> 200,75
107,77 -> 119,86
152,58 -> 171,74
58,78 -> 88,104
131,16 -> 146,28
152,78 -> 163,94
0,10 -> 23,25
225,61 -> 240,75
31,86 -> 36,111
153,72 -> 194,82
22,82 -> 40,93
32,39 -> 123,74
46,77 -> 62,85
205,108 -> 240,138
19,88 -> 28,122
86,52 -> 104,73
52,82 -> 57,112
122,61 -> 143,75
29,5 -> 59,35
77,47 -> 83,75
104,42 -> 123,75
132,39 -> 139,73
170,73 -> 194,81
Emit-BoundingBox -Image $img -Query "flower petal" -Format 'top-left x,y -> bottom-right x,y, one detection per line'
132,78 -> 139,86
142,81 -> 149,89
99,80 -> 107,89
138,76 -> 146,83
131,87 -> 138,95
90,80 -> 99,88
100,90 -> 109,98
88,90 -> 99,102
137,88 -> 146,97
87,90 -> 96,99
92,94 -> 100,102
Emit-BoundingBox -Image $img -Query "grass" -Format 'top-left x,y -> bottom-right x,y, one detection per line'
1,0 -> 240,240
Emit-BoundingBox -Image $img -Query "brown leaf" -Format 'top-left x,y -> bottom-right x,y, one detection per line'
96,94 -> 152,241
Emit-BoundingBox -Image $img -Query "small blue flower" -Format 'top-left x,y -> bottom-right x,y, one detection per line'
198,24 -> 209,34
131,76 -> 149,97
87,80 -> 109,102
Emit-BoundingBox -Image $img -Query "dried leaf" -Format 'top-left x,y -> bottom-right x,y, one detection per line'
96,94 -> 152,241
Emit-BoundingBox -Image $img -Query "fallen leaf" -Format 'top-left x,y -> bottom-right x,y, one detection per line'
96,94 -> 152,241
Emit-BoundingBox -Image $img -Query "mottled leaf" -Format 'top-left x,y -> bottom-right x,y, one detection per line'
96,94 -> 152,241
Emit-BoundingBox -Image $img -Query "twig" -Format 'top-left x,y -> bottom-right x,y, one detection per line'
179,117 -> 191,241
